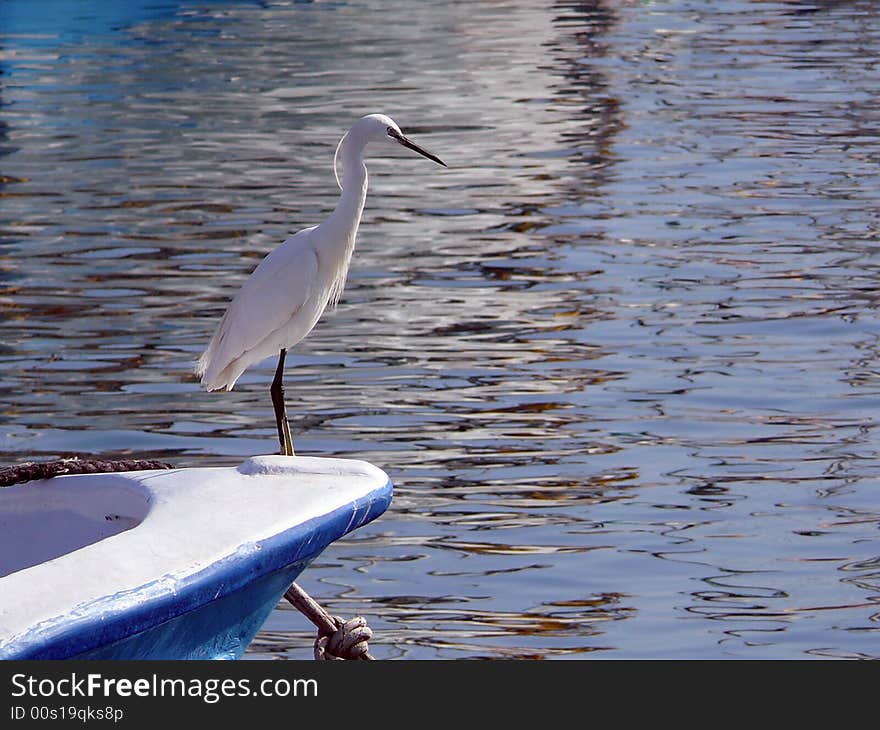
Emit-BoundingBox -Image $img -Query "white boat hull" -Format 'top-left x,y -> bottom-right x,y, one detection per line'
0,455 -> 392,660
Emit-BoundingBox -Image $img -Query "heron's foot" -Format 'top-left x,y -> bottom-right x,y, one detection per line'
279,443 -> 296,456
274,420 -> 295,456
282,417 -> 295,457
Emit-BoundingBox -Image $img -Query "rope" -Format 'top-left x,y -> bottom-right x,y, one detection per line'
314,617 -> 373,661
284,583 -> 375,660
0,457 -> 174,487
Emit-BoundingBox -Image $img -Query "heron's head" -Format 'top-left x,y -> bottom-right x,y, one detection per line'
356,113 -> 446,167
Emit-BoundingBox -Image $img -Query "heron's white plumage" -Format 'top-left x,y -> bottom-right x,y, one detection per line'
196,113 -> 442,394
196,227 -> 321,391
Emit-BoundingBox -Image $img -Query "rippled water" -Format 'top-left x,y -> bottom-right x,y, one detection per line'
2,0 -> 880,659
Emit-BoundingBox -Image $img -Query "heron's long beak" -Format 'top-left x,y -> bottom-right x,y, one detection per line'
389,128 -> 447,167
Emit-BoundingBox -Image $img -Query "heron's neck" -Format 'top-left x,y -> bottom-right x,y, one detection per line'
318,138 -> 369,305
329,137 -> 369,230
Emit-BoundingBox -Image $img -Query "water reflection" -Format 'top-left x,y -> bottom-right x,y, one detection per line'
1,0 -> 880,659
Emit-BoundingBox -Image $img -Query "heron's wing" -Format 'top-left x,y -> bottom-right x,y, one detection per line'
198,227 -> 320,387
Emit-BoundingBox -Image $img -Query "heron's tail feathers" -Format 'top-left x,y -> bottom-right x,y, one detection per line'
195,336 -> 239,392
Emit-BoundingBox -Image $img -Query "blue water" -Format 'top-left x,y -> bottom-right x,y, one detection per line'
2,0 -> 879,659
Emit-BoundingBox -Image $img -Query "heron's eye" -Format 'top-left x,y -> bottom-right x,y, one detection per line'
386,127 -> 393,136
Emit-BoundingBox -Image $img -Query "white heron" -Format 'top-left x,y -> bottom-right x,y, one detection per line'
196,113 -> 446,456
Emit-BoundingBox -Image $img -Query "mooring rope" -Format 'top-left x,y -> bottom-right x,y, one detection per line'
0,457 -> 174,487
1,456 -> 377,660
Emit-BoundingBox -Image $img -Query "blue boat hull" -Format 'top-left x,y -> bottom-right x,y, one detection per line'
70,561 -> 312,660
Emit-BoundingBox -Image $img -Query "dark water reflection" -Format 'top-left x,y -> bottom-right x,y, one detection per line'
2,0 -> 880,658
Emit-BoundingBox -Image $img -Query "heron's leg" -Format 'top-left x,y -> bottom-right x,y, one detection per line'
270,349 -> 295,456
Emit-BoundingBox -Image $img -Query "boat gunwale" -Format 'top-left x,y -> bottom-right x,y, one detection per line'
0,474 -> 392,660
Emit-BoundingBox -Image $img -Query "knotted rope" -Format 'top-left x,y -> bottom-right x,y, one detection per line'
284,584 -> 375,660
